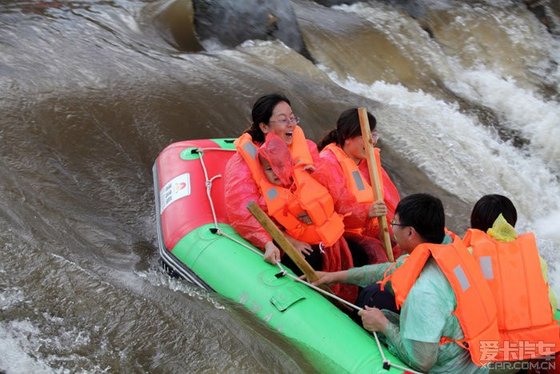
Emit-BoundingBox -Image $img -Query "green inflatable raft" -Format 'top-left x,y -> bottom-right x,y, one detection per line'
152,138 -> 410,373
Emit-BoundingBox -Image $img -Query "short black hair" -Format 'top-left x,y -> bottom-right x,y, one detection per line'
470,194 -> 517,231
396,193 -> 445,244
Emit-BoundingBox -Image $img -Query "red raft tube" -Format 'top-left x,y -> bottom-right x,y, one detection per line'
153,138 -> 410,373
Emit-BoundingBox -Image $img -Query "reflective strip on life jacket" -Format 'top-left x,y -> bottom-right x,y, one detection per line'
323,143 -> 376,204
235,133 -> 344,247
388,240 -> 500,366
464,229 -> 560,360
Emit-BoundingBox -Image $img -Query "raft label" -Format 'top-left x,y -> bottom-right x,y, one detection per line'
160,173 -> 191,213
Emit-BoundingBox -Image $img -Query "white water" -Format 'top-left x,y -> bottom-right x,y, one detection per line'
0,320 -> 59,374
450,69 -> 560,173
324,1 -> 560,297
2,0 -> 559,371
0,318 -> 107,374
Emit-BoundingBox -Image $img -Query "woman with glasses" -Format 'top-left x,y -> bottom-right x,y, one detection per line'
315,108 -> 401,266
224,93 -> 358,302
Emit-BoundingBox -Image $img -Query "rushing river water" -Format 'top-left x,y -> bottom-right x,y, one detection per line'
1,0 -> 559,372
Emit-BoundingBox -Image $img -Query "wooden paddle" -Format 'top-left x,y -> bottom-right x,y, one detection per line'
248,202 -> 354,313
247,201 -> 320,282
358,107 -> 395,262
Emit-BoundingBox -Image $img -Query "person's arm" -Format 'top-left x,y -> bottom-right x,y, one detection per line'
346,264 -> 392,287
346,256 -> 406,287
540,255 -> 558,311
311,269 -> 349,286
224,154 -> 272,249
286,234 -> 313,256
384,322 -> 439,372
359,307 -> 438,371
263,241 -> 281,264
312,254 -> 405,288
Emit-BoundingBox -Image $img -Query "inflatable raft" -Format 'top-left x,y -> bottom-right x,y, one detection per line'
152,138 -> 410,373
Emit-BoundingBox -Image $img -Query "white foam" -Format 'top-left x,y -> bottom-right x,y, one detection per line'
322,68 -> 560,295
135,268 -> 226,309
535,210 -> 560,243
449,69 -> 560,172
199,37 -> 229,52
0,288 -> 25,310
0,321 -> 54,374
322,68 -> 560,219
335,1 -> 560,174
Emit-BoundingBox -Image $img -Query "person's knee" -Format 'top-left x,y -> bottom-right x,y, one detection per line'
356,284 -> 398,313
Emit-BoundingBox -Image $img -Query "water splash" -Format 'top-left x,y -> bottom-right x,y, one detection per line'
449,69 -> 560,173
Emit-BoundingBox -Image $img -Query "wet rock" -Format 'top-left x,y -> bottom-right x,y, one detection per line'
192,0 -> 313,60
524,0 -> 558,34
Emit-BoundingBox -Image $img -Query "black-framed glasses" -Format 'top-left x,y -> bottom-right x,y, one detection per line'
391,220 -> 409,227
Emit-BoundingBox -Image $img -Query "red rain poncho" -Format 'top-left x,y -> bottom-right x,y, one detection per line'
224,136 -> 320,250
257,133 -> 294,187
224,134 -> 357,302
314,146 -> 401,263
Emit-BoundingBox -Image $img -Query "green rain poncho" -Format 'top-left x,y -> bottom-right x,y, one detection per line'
347,237 -> 488,373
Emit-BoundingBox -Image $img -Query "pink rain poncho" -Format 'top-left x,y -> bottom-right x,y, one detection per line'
223,134 -> 320,250
314,146 -> 402,263
257,133 -> 294,187
224,133 -> 358,302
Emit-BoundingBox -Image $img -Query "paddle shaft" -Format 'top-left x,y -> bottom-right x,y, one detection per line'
358,107 -> 395,262
247,201 -> 320,282
248,202 -> 354,313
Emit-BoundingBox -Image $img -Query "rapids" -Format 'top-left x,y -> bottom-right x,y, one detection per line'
1,0 -> 558,372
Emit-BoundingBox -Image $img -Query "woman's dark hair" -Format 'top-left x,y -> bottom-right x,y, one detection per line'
470,194 -> 517,231
245,93 -> 291,144
396,193 -> 445,244
317,108 -> 377,151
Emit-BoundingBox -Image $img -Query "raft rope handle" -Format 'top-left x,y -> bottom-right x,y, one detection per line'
195,147 -> 288,273
195,147 -> 422,374
215,229 -> 420,373
195,147 -> 235,229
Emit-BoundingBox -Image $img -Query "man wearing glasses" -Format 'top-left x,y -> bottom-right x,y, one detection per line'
313,193 -> 496,373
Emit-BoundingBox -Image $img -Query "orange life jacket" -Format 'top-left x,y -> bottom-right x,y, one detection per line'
387,240 -> 500,366
464,229 -> 560,361
290,126 -> 314,168
324,143 -> 392,238
323,143 -> 377,203
235,133 -> 344,247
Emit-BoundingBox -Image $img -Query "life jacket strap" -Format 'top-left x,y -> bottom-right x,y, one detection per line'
377,262 -> 398,292
439,336 -> 469,350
